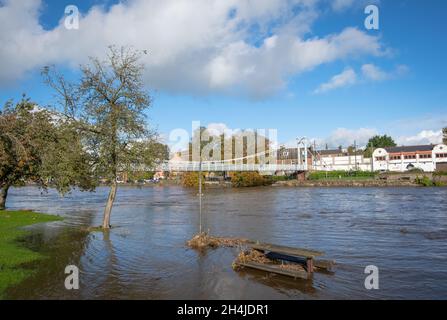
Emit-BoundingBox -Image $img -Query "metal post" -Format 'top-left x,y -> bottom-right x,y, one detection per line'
199,160 -> 203,233
304,139 -> 308,171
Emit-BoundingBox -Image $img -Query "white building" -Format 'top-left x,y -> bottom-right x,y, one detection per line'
372,144 -> 447,172
312,149 -> 372,171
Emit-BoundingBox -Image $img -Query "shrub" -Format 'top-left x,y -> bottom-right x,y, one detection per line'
181,172 -> 206,188
230,172 -> 272,187
415,176 -> 441,187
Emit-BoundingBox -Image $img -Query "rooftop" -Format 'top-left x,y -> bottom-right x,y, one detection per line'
384,145 -> 435,153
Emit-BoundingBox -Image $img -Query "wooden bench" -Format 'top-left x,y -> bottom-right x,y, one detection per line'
247,242 -> 333,273
237,261 -> 309,280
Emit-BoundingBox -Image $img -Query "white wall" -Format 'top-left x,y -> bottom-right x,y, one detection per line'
313,155 -> 372,171
371,144 -> 447,172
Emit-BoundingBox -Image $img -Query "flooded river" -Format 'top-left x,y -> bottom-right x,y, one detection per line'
4,186 -> 447,299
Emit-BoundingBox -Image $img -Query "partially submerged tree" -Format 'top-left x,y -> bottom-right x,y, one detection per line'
0,97 -> 93,210
43,46 -> 156,229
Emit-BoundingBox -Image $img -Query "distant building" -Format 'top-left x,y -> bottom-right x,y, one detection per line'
372,144 -> 447,172
276,143 -> 447,173
312,148 -> 371,171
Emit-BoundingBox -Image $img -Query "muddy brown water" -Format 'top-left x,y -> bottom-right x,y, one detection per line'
4,186 -> 447,299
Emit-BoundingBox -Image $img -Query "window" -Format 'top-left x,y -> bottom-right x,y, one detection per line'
419,154 -> 432,159
376,156 -> 386,161
390,155 -> 401,160
404,155 -> 416,160
436,153 -> 447,158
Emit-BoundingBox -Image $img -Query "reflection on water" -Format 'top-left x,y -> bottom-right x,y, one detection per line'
4,186 -> 447,299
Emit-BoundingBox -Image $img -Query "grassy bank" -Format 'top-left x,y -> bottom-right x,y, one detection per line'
308,170 -> 377,181
0,210 -> 61,298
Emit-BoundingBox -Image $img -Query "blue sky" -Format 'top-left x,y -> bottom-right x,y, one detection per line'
1,0 -> 446,148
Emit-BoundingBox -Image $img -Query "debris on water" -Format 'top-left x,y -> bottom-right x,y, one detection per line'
234,249 -> 272,266
187,232 -> 248,250
400,228 -> 409,234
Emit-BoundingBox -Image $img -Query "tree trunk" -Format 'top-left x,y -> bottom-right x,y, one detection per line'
102,180 -> 117,229
0,184 -> 9,210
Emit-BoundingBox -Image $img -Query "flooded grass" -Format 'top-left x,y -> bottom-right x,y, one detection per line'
0,210 -> 61,298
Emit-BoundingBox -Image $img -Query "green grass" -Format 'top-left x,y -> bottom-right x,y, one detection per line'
308,170 -> 377,181
0,210 -> 61,299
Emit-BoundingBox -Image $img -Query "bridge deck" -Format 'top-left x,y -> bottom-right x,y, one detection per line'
157,162 -> 308,172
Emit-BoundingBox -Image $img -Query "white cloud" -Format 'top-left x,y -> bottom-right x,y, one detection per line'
396,130 -> 443,146
206,123 -> 235,136
361,64 -> 388,81
361,63 -> 409,81
283,127 -> 378,149
0,0 -> 386,97
331,0 -> 355,11
313,68 -> 357,94
314,63 -> 408,94
320,127 -> 378,148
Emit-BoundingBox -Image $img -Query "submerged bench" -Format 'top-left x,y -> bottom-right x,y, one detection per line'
237,261 -> 310,280
241,242 -> 335,277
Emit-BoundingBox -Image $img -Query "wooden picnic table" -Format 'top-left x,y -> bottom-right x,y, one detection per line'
247,242 -> 330,273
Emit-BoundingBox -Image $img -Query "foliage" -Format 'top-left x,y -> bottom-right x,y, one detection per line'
230,172 -> 272,187
127,171 -> 155,182
43,46 -> 160,228
187,127 -> 272,163
443,127 -> 447,145
0,97 -> 94,209
181,172 -> 206,188
415,176 -> 433,187
415,176 -> 444,187
364,135 -> 397,157
308,170 -> 377,180
0,210 -> 61,298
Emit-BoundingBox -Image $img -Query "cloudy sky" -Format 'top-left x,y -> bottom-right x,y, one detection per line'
0,0 -> 446,148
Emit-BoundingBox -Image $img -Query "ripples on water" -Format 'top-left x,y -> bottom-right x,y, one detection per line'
4,186 -> 447,299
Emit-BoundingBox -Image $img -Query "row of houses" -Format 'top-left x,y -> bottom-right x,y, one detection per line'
277,143 -> 447,172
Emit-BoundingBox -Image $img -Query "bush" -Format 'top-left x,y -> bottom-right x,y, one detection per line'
230,172 -> 272,187
308,170 -> 376,180
415,176 -> 444,187
127,171 -> 155,182
181,172 -> 206,188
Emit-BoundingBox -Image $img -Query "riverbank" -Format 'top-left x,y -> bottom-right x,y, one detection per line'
0,210 -> 61,298
273,179 -> 420,187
